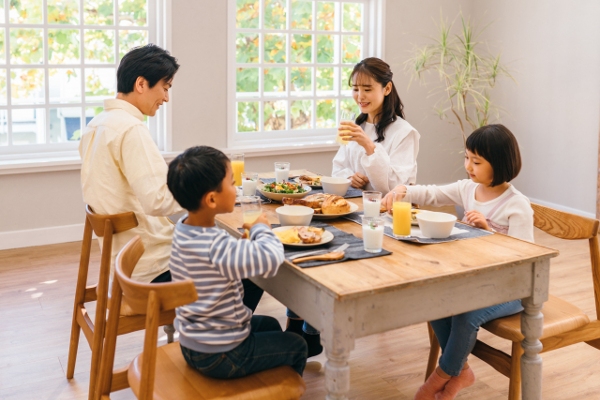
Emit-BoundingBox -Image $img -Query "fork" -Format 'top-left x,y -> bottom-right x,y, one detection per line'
287,243 -> 349,260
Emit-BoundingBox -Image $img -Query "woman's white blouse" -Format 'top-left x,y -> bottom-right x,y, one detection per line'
331,117 -> 420,194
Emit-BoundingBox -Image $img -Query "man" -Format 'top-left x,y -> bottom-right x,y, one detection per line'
79,44 -> 181,284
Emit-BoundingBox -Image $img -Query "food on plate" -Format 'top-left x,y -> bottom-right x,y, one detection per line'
379,203 -> 388,213
262,181 -> 307,194
411,208 -> 421,221
274,226 -> 325,244
298,175 -> 322,186
282,193 -> 351,215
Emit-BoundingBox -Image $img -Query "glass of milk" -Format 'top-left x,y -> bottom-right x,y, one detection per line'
240,196 -> 262,225
274,162 -> 290,182
362,216 -> 385,253
242,172 -> 258,196
362,191 -> 382,218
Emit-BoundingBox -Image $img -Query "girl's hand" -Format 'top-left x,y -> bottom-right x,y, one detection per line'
464,210 -> 490,230
382,185 -> 407,212
338,121 -> 376,155
349,172 -> 369,189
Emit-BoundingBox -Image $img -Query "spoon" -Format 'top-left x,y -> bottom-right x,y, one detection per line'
293,251 -> 345,263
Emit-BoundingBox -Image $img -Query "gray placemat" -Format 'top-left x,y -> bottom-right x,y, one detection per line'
283,221 -> 391,268
342,212 -> 493,244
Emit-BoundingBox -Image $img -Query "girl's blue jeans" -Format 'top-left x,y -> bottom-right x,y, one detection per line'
431,299 -> 523,376
286,309 -> 320,335
180,315 -> 308,377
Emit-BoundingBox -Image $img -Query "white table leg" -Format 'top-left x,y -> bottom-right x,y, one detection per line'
520,297 -> 544,400
324,347 -> 351,400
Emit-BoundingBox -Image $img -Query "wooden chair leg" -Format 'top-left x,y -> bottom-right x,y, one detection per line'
508,341 -> 523,400
425,322 -> 440,381
66,310 -> 82,379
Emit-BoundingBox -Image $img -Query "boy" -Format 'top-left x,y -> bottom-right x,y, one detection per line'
166,146 -> 308,378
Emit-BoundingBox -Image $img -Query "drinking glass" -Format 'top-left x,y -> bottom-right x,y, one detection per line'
392,190 -> 412,238
337,110 -> 357,145
362,191 -> 382,218
240,196 -> 262,225
274,162 -> 290,182
230,153 -> 245,186
362,216 -> 385,253
241,172 -> 258,196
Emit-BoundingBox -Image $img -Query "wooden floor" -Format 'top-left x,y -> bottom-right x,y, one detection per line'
1,229 -> 599,399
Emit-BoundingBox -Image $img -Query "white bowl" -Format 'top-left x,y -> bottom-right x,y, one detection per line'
416,212 -> 457,239
276,205 -> 314,226
320,177 -> 351,197
258,184 -> 312,202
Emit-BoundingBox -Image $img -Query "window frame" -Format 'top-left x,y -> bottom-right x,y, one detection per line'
0,0 -> 172,165
227,0 -> 385,151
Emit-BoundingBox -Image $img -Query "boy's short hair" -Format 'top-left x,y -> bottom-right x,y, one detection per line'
117,44 -> 179,94
167,146 -> 230,212
466,124 -> 522,187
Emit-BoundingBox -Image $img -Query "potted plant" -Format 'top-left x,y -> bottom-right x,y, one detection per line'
405,13 -> 513,145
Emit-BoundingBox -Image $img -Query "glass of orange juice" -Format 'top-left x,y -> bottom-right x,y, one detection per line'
240,196 -> 262,225
392,191 -> 412,238
337,110 -> 357,145
230,153 -> 244,186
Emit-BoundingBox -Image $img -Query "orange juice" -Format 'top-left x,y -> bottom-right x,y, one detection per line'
393,201 -> 411,236
336,130 -> 351,145
231,160 -> 244,186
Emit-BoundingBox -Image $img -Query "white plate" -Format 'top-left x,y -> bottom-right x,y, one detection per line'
385,209 -> 433,225
258,184 -> 312,202
292,176 -> 322,188
312,201 -> 359,220
272,226 -> 334,247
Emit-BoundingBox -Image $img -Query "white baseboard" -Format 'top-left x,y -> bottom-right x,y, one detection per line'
0,223 -> 85,251
529,197 -> 596,219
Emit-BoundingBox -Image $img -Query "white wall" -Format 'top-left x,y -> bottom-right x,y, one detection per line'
472,0 -> 600,217
1,0 -> 599,250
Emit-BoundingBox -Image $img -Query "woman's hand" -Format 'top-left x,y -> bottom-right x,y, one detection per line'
464,210 -> 490,230
338,121 -> 376,155
382,185 -> 407,212
349,172 -> 369,189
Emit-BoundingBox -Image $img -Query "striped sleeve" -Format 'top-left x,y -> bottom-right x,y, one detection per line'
209,223 -> 285,280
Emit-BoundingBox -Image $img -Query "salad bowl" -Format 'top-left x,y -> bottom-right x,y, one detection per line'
258,181 -> 312,202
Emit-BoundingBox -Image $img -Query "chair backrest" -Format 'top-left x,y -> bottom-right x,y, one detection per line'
112,236 -> 197,400
532,203 -> 600,320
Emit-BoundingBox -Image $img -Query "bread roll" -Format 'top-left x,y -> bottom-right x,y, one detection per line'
321,195 -> 351,215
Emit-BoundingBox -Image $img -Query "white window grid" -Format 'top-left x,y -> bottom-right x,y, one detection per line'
0,0 -> 162,156
228,0 -> 377,148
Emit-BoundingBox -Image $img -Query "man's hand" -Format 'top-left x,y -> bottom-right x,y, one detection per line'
349,172 -> 370,189
464,210 -> 489,230
382,185 -> 407,213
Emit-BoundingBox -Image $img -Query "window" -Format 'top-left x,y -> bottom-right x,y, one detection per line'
229,0 -> 382,148
0,0 -> 164,158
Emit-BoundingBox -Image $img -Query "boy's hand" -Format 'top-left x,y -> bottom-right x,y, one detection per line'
464,210 -> 490,230
242,213 -> 271,234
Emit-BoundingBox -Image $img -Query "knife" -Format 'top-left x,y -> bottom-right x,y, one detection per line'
291,243 -> 349,263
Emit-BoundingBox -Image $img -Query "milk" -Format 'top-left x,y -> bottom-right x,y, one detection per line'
275,166 -> 289,182
363,199 -> 381,218
362,224 -> 384,253
242,179 -> 257,196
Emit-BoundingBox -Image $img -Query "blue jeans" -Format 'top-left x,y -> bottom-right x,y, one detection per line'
286,309 -> 319,335
431,300 -> 523,376
180,315 -> 308,377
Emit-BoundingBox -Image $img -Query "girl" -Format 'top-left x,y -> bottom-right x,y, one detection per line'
332,57 -> 420,193
383,124 -> 533,400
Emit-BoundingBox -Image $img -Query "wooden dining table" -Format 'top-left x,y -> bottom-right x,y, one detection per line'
217,172 -> 558,400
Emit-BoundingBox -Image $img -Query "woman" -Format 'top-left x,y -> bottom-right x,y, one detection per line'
332,57 -> 420,193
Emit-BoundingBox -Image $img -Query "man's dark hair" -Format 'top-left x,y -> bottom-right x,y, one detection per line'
466,124 -> 522,187
167,146 -> 230,212
117,44 -> 180,93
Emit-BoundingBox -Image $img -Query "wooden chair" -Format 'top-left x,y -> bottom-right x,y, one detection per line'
425,203 -> 600,399
97,235 -> 306,400
66,205 -> 175,400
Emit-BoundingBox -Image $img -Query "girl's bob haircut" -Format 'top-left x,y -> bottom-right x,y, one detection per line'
466,124 -> 522,187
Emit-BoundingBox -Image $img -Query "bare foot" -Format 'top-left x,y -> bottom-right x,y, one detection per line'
435,367 -> 475,400
414,370 -> 450,400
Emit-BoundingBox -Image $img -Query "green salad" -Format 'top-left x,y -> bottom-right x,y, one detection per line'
262,182 -> 307,194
